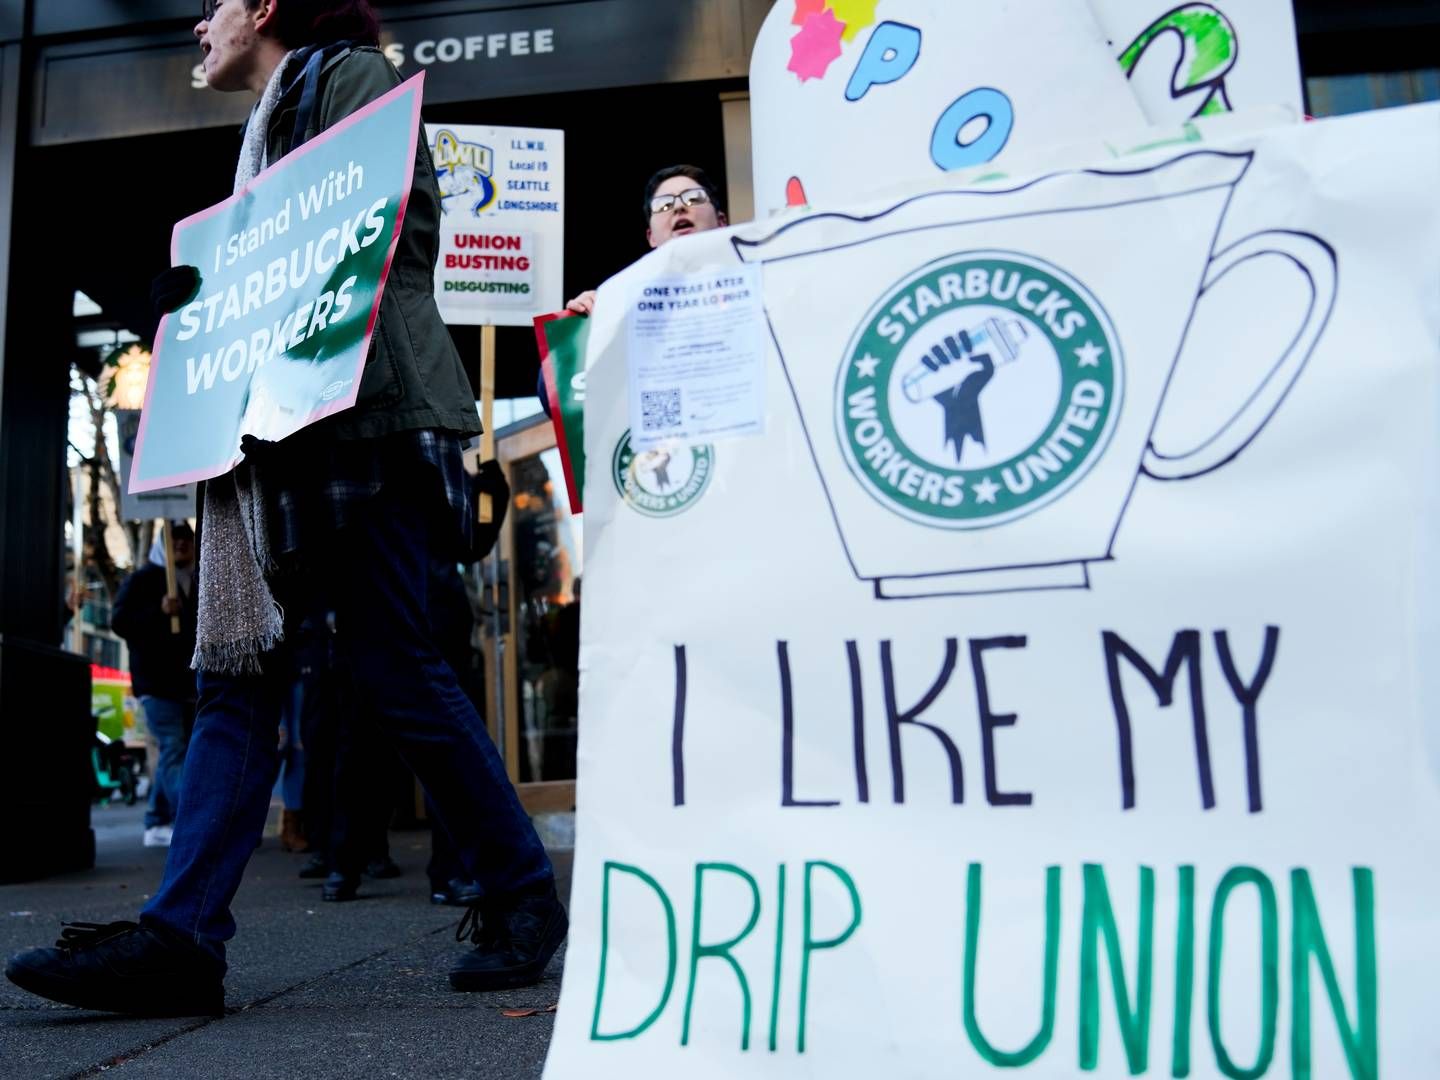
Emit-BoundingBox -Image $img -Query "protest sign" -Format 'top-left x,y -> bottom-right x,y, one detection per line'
115,410 -> 195,522
128,75 -> 424,494
543,102 -> 1440,1078
535,311 -> 590,512
749,0 -> 1146,219
1092,1 -> 1304,124
428,123 -> 564,326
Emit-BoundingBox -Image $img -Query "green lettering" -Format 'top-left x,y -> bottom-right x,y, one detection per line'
590,862 -> 678,1042
1079,864 -> 1155,1074
1172,865 -> 1196,1077
768,864 -> 787,1052
798,861 -> 863,1054
963,863 -> 1060,1066
681,863 -> 762,1050
1207,867 -> 1278,1079
1290,868 -> 1378,1080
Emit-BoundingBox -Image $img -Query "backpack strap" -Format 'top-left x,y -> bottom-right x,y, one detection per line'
287,41 -> 356,154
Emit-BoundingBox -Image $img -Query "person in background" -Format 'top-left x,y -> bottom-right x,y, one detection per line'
275,684 -> 307,853
110,523 -> 197,849
538,164 -> 727,414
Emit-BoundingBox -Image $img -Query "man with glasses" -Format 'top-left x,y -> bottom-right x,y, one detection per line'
542,164 -> 727,409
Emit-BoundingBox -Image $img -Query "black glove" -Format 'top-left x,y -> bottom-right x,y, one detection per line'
475,459 -> 510,501
239,434 -> 280,461
470,461 -> 511,562
151,265 -> 202,318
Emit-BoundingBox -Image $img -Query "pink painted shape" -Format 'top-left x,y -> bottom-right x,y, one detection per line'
791,0 -> 828,27
130,72 -> 428,494
787,9 -> 846,82
785,176 -> 809,207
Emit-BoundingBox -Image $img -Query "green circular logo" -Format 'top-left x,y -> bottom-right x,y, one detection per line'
836,251 -> 1123,529
612,430 -> 714,517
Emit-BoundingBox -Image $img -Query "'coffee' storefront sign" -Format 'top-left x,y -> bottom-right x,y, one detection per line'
32,0 -> 768,145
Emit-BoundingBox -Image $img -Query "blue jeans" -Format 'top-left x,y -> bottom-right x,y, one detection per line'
276,685 -> 306,810
141,696 -> 191,829
141,477 -> 553,964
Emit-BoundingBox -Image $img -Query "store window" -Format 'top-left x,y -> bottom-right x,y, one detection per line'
1308,68 -> 1440,116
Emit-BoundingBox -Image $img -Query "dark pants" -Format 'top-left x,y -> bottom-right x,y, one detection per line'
141,480 -> 552,963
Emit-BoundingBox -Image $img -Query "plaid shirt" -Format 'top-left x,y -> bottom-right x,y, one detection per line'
267,428 -> 473,564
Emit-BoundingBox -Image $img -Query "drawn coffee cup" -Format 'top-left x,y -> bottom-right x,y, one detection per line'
734,149 -> 1336,598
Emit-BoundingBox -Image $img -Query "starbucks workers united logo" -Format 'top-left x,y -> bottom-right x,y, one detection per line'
837,252 -> 1123,528
612,430 -> 714,517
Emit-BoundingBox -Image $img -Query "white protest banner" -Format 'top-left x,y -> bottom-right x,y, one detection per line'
1092,1 -> 1304,125
129,76 -> 424,493
115,410 -> 195,522
543,102 -> 1440,1078
749,0 -> 1146,219
427,123 -> 564,325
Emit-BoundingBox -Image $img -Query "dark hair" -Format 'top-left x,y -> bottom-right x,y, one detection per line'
643,164 -> 723,225
245,0 -> 381,48
170,522 -> 195,541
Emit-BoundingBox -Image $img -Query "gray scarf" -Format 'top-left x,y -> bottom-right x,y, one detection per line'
192,52 -> 297,675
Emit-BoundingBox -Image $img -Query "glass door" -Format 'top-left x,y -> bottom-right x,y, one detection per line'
485,418 -> 581,813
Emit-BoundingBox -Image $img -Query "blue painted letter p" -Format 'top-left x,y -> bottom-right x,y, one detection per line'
845,21 -> 922,102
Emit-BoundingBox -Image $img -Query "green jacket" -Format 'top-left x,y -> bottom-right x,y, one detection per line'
264,45 -> 479,441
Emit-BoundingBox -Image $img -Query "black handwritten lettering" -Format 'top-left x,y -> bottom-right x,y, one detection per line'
1102,630 -> 1213,811
847,641 -> 870,804
779,643 -> 840,808
1214,627 -> 1280,813
672,645 -> 687,807
881,639 -> 963,804
969,636 -> 1033,807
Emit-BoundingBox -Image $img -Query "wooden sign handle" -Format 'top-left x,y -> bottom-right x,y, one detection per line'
479,324 -> 497,524
161,519 -> 181,635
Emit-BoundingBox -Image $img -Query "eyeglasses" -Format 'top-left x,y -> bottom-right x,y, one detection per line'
649,187 -> 712,216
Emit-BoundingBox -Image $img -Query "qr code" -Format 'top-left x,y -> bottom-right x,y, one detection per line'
640,388 -> 683,431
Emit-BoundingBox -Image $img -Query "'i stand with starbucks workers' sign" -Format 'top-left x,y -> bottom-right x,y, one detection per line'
128,76 -> 424,493
539,4 -> 1440,1078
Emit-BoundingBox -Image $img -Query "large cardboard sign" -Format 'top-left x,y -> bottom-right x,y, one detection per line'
129,76 -> 423,493
1092,1 -> 1304,125
428,122 -> 564,326
749,0 -> 1146,219
543,103 -> 1440,1078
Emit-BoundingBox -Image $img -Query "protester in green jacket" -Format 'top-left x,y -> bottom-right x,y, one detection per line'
6,0 -> 564,1019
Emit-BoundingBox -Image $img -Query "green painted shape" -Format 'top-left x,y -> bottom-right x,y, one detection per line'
1119,4 -> 1239,116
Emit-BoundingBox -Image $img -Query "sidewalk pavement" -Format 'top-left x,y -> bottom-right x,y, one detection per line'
0,802 -> 571,1079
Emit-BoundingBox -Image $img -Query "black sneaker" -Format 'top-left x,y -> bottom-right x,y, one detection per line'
364,857 -> 402,880
4,920 -> 224,1017
449,884 -> 567,992
321,872 -> 360,902
431,878 -> 484,907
